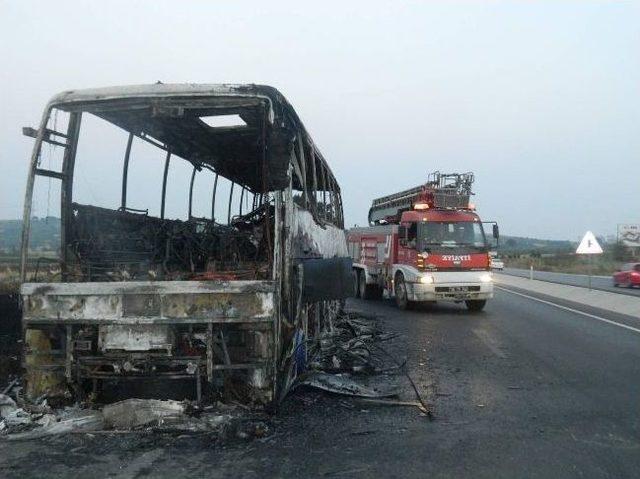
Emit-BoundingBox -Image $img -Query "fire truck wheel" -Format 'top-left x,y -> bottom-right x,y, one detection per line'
353,269 -> 361,298
465,300 -> 486,312
395,274 -> 412,310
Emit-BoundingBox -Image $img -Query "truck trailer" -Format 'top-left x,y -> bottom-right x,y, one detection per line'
348,172 -> 498,311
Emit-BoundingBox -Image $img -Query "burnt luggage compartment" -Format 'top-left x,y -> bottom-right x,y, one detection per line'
20,84 -> 352,405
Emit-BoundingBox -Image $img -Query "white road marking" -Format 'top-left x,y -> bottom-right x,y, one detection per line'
496,286 -> 640,335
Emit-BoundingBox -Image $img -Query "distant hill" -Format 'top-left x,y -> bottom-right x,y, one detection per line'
500,235 -> 575,254
0,217 -> 60,253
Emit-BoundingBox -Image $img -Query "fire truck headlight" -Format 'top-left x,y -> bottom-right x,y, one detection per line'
479,273 -> 493,283
419,275 -> 434,284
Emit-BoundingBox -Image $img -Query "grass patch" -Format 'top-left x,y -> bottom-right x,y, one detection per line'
505,255 -> 624,276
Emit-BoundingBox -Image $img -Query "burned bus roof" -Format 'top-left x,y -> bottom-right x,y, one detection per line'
46,83 -> 336,192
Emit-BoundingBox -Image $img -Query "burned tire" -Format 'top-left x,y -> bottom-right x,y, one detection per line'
372,285 -> 383,300
359,270 -> 368,299
395,274 -> 412,310
364,284 -> 383,300
359,271 -> 377,300
353,269 -> 361,298
465,300 -> 486,312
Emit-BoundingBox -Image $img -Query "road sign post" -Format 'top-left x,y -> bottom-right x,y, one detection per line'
576,231 -> 603,291
529,264 -> 533,280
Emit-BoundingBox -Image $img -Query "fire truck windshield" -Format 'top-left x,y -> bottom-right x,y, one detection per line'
408,221 -> 488,253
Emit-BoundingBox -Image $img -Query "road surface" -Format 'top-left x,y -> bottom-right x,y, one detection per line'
2,291 -> 639,478
502,267 -> 640,297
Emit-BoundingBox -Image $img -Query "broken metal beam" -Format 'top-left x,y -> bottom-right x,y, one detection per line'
120,132 -> 134,210
34,168 -> 65,180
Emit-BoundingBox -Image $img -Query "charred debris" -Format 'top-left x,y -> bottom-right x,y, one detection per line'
1,311 -> 431,441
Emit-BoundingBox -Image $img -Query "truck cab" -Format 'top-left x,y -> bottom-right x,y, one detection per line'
393,209 -> 495,310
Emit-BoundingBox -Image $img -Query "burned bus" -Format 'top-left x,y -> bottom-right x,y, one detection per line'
19,84 -> 351,405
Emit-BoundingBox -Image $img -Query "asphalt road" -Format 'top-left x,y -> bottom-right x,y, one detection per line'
2,291 -> 640,478
502,267 -> 640,297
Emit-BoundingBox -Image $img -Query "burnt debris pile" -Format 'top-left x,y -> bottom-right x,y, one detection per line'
307,313 -> 397,375
296,312 -> 433,416
295,313 -> 402,399
0,387 -> 270,441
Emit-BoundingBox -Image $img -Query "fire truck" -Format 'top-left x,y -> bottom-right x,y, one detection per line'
347,172 -> 499,311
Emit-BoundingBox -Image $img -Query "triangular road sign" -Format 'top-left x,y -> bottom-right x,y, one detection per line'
576,231 -> 603,254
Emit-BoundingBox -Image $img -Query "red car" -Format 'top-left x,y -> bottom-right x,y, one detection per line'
613,263 -> 640,288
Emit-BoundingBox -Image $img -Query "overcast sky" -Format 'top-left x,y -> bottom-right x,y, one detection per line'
1,1 -> 638,240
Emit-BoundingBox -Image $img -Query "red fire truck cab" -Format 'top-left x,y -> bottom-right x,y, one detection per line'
347,172 -> 498,311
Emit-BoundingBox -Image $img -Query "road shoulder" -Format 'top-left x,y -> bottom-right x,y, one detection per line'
495,273 -> 640,319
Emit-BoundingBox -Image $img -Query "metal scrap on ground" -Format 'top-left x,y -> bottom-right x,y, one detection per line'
293,313 -> 401,398
0,376 -> 263,440
102,398 -> 188,429
0,395 -> 264,441
295,313 -> 433,418
306,313 -> 398,375
298,372 -> 397,398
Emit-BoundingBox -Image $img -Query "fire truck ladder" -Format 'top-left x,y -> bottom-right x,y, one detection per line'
368,171 -> 475,225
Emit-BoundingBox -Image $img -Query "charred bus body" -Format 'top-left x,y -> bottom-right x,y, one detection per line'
20,84 -> 352,404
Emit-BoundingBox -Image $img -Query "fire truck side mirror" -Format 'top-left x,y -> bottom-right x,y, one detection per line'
493,224 -> 499,239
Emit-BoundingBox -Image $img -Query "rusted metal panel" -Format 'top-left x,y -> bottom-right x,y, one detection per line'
21,280 -> 276,295
98,325 -> 173,351
22,280 -> 276,324
25,293 -> 122,322
122,294 -> 161,317
292,206 -> 349,259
